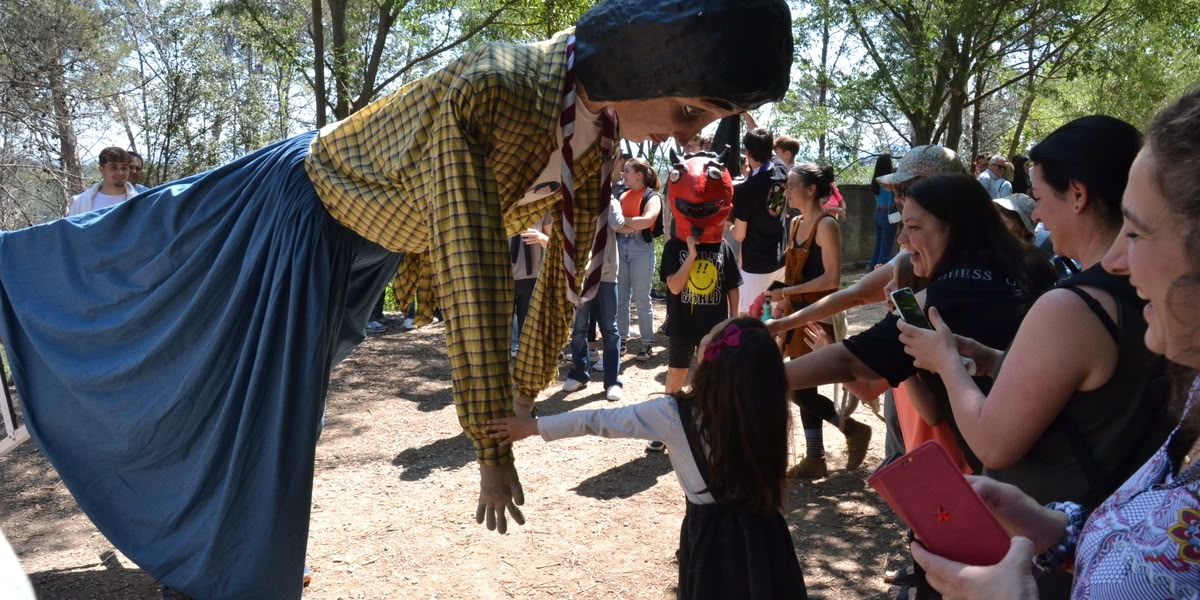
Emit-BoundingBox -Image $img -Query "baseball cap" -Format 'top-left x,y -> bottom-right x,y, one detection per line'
876,145 -> 964,188
993,193 -> 1037,234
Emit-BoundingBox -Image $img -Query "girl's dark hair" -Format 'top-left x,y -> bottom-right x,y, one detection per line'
907,174 -> 1056,298
870,154 -> 894,195
625,157 -> 660,190
1028,115 -> 1142,230
675,318 -> 790,514
790,162 -> 836,201
1010,155 -> 1030,194
1146,88 -> 1200,430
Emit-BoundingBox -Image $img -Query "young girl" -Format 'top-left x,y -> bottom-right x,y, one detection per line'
487,317 -> 806,599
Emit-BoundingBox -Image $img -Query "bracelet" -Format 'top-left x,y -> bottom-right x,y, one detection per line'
1033,501 -> 1086,573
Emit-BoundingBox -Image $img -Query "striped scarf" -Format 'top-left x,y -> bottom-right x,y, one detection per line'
560,35 -> 617,305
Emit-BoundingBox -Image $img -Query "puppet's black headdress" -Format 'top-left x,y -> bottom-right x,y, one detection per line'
574,0 -> 793,110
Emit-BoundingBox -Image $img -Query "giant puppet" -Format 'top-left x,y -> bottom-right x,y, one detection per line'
0,1 -> 791,597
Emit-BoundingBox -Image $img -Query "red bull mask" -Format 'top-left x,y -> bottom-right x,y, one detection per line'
665,151 -> 734,244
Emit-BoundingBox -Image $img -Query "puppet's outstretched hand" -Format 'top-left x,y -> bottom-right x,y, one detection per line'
476,463 -> 526,534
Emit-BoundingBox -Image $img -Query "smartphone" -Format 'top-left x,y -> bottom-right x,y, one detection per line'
868,441 -> 1010,566
891,288 -> 978,375
890,287 -> 930,329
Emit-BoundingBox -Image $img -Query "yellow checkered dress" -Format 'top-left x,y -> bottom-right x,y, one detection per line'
306,30 -> 606,465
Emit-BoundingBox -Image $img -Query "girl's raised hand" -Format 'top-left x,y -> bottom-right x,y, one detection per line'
486,415 -> 538,445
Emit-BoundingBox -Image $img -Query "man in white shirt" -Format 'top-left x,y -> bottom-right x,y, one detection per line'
68,147 -> 140,216
976,154 -> 1012,199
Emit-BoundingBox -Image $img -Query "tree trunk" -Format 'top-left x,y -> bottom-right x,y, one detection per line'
311,0 -> 326,127
817,1 -> 831,162
328,0 -> 350,120
971,69 -> 986,158
48,64 -> 82,209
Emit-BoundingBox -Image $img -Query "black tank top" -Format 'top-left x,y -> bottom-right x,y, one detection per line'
984,264 -> 1173,508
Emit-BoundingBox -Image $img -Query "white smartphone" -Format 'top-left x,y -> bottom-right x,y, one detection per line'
890,287 -> 930,328
891,287 -> 977,375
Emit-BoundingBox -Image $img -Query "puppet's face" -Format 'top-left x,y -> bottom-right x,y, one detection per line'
666,152 -> 733,243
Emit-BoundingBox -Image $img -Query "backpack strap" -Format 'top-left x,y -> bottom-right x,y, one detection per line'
639,189 -> 660,242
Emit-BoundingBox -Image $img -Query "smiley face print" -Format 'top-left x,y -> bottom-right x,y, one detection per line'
687,259 -> 719,296
680,248 -> 727,306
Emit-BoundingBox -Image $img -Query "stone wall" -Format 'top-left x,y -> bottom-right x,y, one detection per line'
839,184 -> 895,268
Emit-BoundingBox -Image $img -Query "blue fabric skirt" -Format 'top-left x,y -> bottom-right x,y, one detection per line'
0,132 -> 402,598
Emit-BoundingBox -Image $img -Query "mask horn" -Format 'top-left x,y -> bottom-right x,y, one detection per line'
670,148 -> 682,165
714,145 -> 730,166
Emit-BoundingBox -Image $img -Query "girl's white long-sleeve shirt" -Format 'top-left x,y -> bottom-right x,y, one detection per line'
537,395 -> 715,504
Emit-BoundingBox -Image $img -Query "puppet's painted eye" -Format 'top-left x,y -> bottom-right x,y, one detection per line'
669,169 -> 682,183
706,167 -> 723,180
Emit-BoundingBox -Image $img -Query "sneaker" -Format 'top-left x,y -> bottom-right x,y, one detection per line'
645,440 -> 666,453
844,418 -> 873,470
588,348 -> 601,364
510,345 -> 519,359
303,566 -> 313,586
592,358 -> 605,372
401,317 -> 415,330
635,346 -> 651,362
365,320 -> 387,334
561,378 -> 585,393
606,384 -> 623,402
787,456 -> 828,479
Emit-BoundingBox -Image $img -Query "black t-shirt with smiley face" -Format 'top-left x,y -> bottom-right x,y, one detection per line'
659,238 -> 742,343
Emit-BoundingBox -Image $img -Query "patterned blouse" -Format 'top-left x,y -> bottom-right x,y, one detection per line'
1071,377 -> 1200,599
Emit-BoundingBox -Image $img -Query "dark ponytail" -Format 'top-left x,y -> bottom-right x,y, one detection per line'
790,162 -> 836,200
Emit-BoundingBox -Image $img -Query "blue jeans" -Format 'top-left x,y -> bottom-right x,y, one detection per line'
870,207 -> 897,269
569,281 -> 621,388
617,234 -> 655,346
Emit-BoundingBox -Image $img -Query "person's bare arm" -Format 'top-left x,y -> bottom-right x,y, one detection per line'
732,218 -> 748,242
621,194 -> 660,230
666,236 -> 697,295
899,290 -> 1116,468
786,343 -> 881,390
769,261 -> 892,335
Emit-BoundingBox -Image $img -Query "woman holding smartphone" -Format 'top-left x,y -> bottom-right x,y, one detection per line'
897,118 -> 1170,499
780,174 -> 1056,470
911,87 -> 1200,600
899,114 -> 1174,599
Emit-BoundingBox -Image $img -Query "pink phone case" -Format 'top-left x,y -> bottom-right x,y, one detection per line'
868,440 -> 1011,566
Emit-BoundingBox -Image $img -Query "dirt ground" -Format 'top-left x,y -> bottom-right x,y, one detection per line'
0,277 -> 908,599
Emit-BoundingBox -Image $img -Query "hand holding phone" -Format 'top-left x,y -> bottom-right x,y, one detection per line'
892,288 -> 978,375
869,441 -> 1010,566
890,287 -> 931,328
